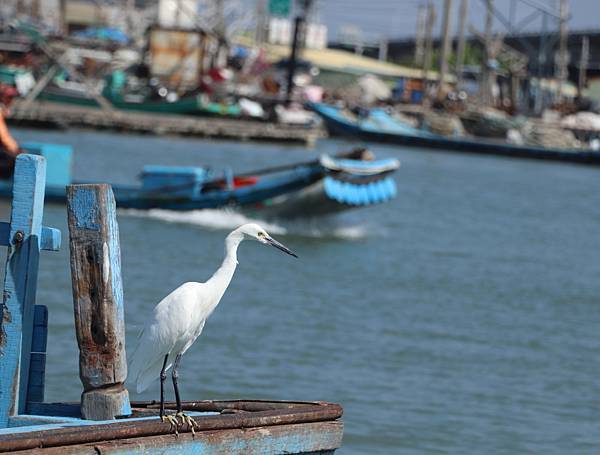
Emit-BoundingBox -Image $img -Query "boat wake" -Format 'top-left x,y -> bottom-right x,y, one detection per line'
119,208 -> 369,240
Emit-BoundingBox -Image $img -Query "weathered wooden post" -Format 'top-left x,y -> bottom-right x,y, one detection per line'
66,184 -> 131,420
0,154 -> 60,427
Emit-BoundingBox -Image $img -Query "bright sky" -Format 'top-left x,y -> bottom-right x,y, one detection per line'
311,0 -> 599,42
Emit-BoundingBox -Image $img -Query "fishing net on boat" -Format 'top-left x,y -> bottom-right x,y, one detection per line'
391,111 -> 419,128
521,122 -> 580,149
422,110 -> 465,137
460,107 -> 523,139
561,112 -> 600,131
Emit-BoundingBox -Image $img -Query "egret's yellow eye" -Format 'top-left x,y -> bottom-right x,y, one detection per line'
258,232 -> 266,238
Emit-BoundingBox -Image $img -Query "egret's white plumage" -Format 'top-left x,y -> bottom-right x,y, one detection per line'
128,223 -> 297,395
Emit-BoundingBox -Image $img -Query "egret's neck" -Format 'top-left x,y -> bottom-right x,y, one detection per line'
207,229 -> 243,293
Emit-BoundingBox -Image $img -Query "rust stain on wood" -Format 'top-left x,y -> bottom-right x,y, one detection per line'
0,297 -> 11,349
0,401 -> 343,452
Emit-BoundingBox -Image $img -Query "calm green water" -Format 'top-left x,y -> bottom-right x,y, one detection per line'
2,128 -> 600,454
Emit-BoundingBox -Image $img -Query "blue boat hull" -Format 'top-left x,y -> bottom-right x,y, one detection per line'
0,156 -> 399,218
312,103 -> 600,165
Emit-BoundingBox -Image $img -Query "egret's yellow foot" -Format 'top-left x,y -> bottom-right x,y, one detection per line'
161,414 -> 180,435
176,412 -> 199,436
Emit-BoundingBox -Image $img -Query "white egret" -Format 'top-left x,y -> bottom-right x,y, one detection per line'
128,223 -> 297,432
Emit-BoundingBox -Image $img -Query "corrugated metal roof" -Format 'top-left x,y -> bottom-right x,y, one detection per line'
237,37 -> 447,81
65,2 -> 109,25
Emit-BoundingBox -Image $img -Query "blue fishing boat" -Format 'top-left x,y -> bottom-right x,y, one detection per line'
0,154 -> 344,453
312,103 -> 600,165
0,143 -> 399,218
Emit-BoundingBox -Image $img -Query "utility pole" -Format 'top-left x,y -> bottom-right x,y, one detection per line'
578,36 -> 589,96
285,0 -> 313,105
16,0 -> 25,16
481,0 -> 494,105
455,0 -> 469,90
255,0 -> 268,44
437,0 -> 453,99
379,37 -> 388,62
538,11 -> 548,77
31,0 -> 40,22
556,0 -> 569,99
509,0 -> 517,25
414,4 -> 426,67
58,0 -> 67,35
126,0 -> 135,40
422,1 -> 436,99
215,0 -> 225,38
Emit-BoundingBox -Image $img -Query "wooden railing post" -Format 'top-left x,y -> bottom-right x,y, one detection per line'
0,154 -> 60,427
66,184 -> 131,420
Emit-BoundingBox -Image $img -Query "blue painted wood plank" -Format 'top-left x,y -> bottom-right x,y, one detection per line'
8,414 -> 82,427
24,402 -> 81,418
1,421 -> 342,454
0,154 -> 47,426
0,223 -> 8,247
0,418 -> 342,454
29,305 -> 47,354
95,424 -> 342,455
2,224 -> 61,251
40,227 -> 61,251
26,305 -> 47,405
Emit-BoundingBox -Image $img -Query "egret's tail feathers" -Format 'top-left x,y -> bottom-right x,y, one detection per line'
132,356 -> 171,394
135,367 -> 157,394
136,374 -> 153,394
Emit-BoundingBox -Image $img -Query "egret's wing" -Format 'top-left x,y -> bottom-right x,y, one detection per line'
128,283 -> 200,393
180,320 -> 206,356
128,324 -> 174,393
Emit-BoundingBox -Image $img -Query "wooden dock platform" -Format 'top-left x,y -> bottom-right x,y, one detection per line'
7,100 -> 324,146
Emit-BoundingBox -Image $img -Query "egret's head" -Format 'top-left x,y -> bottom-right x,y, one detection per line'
239,223 -> 298,258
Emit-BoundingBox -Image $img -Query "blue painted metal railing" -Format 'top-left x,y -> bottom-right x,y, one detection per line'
0,154 -> 61,428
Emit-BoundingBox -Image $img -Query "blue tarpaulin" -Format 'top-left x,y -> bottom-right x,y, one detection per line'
72,27 -> 129,43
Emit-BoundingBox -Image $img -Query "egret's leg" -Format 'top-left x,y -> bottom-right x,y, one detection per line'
172,353 -> 183,413
172,354 -> 198,435
159,354 -> 179,433
159,354 -> 169,419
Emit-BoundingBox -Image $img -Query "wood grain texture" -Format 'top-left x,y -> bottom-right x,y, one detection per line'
0,154 -> 47,426
5,421 -> 343,454
66,184 -> 131,420
0,401 -> 343,451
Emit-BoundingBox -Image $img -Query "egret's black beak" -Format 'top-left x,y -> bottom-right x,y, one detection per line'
265,236 -> 298,258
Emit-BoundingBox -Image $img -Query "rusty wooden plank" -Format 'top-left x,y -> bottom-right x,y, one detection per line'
9,421 -> 343,454
66,184 -> 130,420
138,399 -> 330,412
25,400 -> 336,418
0,402 -> 342,452
25,399 -> 325,419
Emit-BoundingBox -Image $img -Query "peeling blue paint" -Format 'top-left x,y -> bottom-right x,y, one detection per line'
0,155 -> 48,426
70,189 -> 99,230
